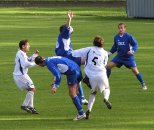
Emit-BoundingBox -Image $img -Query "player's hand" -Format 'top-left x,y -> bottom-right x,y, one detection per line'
127,50 -> 134,55
34,50 -> 39,55
67,10 -> 73,19
108,51 -> 112,56
51,87 -> 57,94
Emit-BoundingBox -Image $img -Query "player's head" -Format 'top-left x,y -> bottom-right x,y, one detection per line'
93,36 -> 104,48
118,22 -> 126,35
35,56 -> 46,67
59,25 -> 74,34
19,40 -> 30,52
59,25 -> 65,32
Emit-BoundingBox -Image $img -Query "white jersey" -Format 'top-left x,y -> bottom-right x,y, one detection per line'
13,50 -> 37,76
72,46 -> 108,77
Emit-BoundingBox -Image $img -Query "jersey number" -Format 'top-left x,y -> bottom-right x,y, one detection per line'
92,57 -> 98,65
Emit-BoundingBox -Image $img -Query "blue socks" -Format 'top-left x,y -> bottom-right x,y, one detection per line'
78,82 -> 85,100
107,68 -> 111,78
72,96 -> 84,115
136,73 -> 144,85
107,68 -> 144,86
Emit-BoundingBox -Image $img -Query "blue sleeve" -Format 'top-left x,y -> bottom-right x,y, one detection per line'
129,35 -> 138,52
47,63 -> 61,87
109,37 -> 117,54
61,26 -> 70,39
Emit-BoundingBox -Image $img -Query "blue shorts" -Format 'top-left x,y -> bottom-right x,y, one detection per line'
67,54 -> 81,66
111,55 -> 137,69
66,69 -> 83,86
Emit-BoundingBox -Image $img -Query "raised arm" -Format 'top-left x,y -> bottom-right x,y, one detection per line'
60,11 -> 74,39
66,10 -> 73,27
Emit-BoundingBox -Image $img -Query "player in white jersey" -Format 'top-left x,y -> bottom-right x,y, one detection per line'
13,40 -> 39,114
72,36 -> 112,119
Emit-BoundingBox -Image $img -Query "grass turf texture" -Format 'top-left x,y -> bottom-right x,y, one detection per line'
0,7 -> 154,130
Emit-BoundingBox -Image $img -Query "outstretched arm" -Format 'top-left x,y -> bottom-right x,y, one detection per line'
28,50 -> 39,62
66,10 -> 73,27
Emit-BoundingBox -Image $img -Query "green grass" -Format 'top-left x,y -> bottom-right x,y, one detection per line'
0,7 -> 154,130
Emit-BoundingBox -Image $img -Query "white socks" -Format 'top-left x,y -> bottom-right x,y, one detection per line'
87,94 -> 95,112
103,88 -> 110,101
22,91 -> 34,108
87,88 -> 110,112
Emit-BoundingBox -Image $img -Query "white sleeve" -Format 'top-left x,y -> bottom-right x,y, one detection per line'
28,53 -> 38,62
108,51 -> 112,56
72,47 -> 91,58
18,53 -> 36,68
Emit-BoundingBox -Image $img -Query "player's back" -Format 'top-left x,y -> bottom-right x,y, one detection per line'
45,56 -> 80,74
85,47 -> 108,77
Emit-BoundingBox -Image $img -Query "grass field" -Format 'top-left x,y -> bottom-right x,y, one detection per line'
0,7 -> 154,130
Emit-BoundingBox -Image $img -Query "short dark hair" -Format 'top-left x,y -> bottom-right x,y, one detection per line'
59,25 -> 66,32
118,22 -> 126,28
19,40 -> 28,49
93,36 -> 104,47
35,56 -> 44,65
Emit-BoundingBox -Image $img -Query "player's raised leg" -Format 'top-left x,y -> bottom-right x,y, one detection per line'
131,67 -> 147,90
101,76 -> 112,109
103,88 -> 112,109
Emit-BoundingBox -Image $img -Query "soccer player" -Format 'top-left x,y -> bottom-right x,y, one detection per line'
106,23 -> 147,90
55,10 -> 88,105
72,36 -> 112,119
34,56 -> 86,121
13,40 -> 39,114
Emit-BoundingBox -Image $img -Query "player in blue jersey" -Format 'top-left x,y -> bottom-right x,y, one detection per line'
35,56 -> 86,121
106,23 -> 147,90
55,10 -> 88,104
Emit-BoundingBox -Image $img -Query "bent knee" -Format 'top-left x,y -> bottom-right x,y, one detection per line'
107,62 -> 116,69
27,87 -> 36,92
92,91 -> 97,95
69,93 -> 76,98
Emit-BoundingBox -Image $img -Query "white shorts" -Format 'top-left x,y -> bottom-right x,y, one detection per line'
89,74 -> 109,93
13,74 -> 34,90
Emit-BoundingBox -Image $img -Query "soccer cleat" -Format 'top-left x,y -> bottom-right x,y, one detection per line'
21,106 -> 32,113
85,110 -> 91,119
28,107 -> 39,114
104,99 -> 112,109
142,83 -> 147,90
82,99 -> 88,105
73,113 -> 86,121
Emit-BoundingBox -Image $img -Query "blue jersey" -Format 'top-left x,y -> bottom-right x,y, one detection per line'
45,56 -> 82,87
110,32 -> 138,59
55,26 -> 73,57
